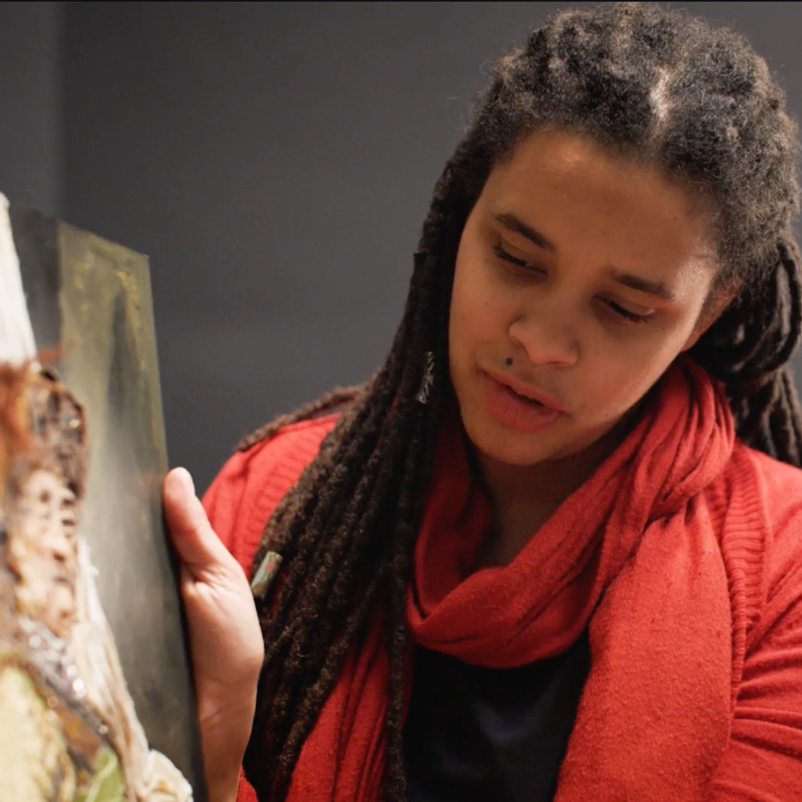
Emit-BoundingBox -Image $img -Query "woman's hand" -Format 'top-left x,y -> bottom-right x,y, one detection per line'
163,468 -> 264,802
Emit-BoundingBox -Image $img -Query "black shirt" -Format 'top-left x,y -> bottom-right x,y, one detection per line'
404,633 -> 591,802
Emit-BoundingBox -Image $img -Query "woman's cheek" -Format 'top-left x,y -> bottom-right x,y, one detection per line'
452,264 -> 499,341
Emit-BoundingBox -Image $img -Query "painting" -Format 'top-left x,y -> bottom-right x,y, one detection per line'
0,196 -> 207,802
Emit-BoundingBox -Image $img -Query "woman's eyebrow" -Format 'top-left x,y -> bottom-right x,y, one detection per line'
610,270 -> 676,302
493,212 -> 555,252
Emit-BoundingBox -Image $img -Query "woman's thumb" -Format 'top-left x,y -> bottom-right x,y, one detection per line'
163,467 -> 230,573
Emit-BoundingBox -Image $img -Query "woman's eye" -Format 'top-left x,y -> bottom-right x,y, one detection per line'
491,240 -> 653,325
606,299 -> 652,324
492,243 -> 541,272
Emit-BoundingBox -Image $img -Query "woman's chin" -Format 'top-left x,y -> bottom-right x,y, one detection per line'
462,414 -> 566,468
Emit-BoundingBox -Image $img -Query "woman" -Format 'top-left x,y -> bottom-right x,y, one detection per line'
163,4 -> 802,801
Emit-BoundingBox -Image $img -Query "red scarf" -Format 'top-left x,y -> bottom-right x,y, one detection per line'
283,358 -> 741,801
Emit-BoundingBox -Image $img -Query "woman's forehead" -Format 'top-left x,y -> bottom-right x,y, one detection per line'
481,132 -> 718,273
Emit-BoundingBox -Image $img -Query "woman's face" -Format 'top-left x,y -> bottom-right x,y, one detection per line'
449,129 -> 726,468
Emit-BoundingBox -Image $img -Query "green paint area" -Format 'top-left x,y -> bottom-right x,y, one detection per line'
0,652 -> 127,802
77,746 -> 125,802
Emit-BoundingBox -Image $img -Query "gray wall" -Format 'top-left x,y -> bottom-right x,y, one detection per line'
0,2 -> 61,215
5,3 -> 802,490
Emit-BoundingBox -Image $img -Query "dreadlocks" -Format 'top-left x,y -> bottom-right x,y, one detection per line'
242,4 -> 802,799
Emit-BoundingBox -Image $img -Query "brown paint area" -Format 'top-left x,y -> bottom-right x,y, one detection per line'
3,368 -> 88,639
0,367 -> 123,801
0,363 -> 33,480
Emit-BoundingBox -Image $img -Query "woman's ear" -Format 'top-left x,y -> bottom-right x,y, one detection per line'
682,280 -> 741,352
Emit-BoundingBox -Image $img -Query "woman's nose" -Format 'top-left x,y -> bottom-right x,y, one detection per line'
507,304 -> 579,367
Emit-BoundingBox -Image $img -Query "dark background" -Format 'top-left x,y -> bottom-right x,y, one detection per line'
3,2 -> 802,492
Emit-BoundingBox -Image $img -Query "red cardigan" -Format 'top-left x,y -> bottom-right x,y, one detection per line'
203,414 -> 802,801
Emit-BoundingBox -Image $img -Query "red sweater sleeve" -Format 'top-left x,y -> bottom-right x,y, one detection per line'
200,414 -> 338,802
709,452 -> 802,800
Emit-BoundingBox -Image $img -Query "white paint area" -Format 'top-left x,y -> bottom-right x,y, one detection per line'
0,193 -> 37,366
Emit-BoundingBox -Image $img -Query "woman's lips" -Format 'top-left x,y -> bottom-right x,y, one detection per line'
483,368 -> 567,412
480,369 -> 567,434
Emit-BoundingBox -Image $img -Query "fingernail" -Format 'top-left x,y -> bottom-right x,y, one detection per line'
176,467 -> 196,497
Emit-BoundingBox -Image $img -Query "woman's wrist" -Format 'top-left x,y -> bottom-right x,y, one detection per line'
207,766 -> 241,802
196,679 -> 258,801
199,701 -> 253,802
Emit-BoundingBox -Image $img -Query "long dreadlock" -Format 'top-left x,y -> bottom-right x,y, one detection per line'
241,4 -> 802,799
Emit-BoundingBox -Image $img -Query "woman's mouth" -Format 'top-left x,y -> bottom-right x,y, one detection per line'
479,370 -> 566,434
